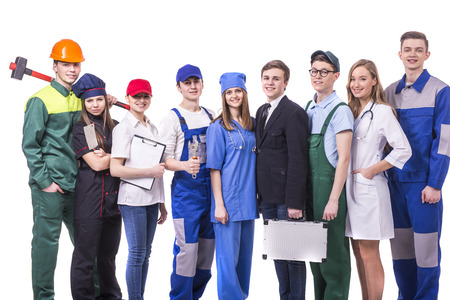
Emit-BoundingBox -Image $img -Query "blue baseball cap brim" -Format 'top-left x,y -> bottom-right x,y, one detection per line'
176,64 -> 203,83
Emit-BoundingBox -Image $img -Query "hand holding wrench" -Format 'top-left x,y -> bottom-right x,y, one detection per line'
188,136 -> 199,179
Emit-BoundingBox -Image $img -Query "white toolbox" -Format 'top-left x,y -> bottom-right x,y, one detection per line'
262,219 -> 328,263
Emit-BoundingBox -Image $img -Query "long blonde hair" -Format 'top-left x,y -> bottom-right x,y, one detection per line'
212,89 -> 254,131
346,59 -> 390,119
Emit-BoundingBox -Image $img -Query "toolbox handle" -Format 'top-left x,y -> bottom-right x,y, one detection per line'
287,216 -> 306,222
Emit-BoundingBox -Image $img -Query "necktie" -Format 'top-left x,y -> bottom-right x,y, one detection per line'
260,103 -> 271,135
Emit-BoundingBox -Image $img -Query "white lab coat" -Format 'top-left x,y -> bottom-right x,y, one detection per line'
345,100 -> 412,240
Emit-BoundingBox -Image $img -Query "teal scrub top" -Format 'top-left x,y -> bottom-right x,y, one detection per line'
206,119 -> 259,223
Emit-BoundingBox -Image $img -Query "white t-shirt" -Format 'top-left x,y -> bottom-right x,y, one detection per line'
111,111 -> 165,206
159,105 -> 215,162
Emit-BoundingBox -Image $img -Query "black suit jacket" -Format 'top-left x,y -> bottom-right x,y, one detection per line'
255,96 -> 309,210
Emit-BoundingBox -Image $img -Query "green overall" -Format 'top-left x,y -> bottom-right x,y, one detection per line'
305,101 -> 351,300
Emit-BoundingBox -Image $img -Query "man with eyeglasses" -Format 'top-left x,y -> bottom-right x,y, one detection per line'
304,50 -> 353,299
385,31 -> 450,300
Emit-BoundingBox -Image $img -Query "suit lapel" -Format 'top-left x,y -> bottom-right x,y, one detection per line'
256,105 -> 264,146
258,96 -> 288,148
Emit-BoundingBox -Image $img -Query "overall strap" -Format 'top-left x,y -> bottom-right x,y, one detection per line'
320,102 -> 347,136
305,100 -> 313,112
171,108 -> 189,133
201,106 -> 213,121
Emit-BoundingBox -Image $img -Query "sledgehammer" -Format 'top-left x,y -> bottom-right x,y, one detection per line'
9,56 -> 130,110
10,56 -> 52,82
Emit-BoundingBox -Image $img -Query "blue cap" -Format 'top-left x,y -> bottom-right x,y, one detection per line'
219,72 -> 247,95
176,64 -> 203,83
72,73 -> 107,100
311,50 -> 340,72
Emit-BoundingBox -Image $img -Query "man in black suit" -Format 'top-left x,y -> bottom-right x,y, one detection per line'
256,60 -> 309,300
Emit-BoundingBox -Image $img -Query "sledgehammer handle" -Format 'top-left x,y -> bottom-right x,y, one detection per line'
28,69 -> 53,82
9,62 -> 130,110
9,62 -> 52,82
113,102 -> 130,110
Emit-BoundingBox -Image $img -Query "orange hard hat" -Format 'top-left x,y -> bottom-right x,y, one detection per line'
50,39 -> 85,62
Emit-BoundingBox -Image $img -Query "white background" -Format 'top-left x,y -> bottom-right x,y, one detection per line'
1,0 -> 449,299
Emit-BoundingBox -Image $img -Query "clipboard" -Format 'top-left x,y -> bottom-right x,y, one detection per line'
121,135 -> 166,190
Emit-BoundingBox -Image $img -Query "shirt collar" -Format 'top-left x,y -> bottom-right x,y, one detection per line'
395,69 -> 430,94
51,79 -> 71,97
125,111 -> 150,127
267,94 -> 284,109
311,91 -> 338,109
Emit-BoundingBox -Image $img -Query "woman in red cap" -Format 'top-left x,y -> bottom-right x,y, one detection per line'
110,79 -> 167,300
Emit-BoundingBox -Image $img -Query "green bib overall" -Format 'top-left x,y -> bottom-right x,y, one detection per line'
306,101 -> 351,300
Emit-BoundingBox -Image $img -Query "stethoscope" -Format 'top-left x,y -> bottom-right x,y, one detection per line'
360,101 -> 375,120
355,101 -> 375,140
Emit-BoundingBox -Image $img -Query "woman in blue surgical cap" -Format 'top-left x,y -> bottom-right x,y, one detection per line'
206,72 -> 259,300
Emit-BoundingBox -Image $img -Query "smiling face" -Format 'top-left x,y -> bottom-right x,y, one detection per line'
349,66 -> 377,102
53,61 -> 81,90
399,38 -> 430,72
126,93 -> 151,116
225,87 -> 244,109
310,60 -> 339,98
177,77 -> 203,102
84,95 -> 106,116
261,68 -> 288,101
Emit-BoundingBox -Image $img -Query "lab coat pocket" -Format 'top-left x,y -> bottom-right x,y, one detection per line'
354,173 -> 377,196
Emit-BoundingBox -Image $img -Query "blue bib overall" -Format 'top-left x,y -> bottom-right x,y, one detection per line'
169,107 -> 215,300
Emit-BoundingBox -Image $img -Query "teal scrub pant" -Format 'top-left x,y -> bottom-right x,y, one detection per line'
214,220 -> 255,300
31,185 -> 74,300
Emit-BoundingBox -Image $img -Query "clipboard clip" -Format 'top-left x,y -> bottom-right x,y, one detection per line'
142,139 -> 158,147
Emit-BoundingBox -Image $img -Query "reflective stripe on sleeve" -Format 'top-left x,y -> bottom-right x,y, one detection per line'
438,124 -> 450,157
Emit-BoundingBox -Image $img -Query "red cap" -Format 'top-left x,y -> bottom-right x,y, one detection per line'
126,79 -> 152,96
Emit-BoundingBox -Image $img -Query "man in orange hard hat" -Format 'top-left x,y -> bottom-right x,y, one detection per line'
22,39 -> 85,300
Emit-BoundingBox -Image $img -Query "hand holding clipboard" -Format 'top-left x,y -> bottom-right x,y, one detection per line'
148,163 -> 165,178
121,135 -> 166,190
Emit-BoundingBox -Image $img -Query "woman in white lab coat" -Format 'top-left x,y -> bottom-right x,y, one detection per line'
345,59 -> 411,300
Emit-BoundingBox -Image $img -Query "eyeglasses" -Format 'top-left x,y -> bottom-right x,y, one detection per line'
355,102 -> 375,140
309,69 -> 336,78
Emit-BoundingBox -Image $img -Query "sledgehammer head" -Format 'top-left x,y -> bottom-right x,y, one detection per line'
10,56 -> 27,80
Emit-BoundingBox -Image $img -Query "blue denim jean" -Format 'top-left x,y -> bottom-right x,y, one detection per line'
119,204 -> 159,300
261,202 -> 306,300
